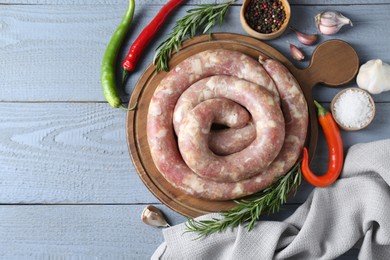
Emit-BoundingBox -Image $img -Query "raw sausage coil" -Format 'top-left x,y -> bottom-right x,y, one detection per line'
177,75 -> 285,183
147,49 -> 308,200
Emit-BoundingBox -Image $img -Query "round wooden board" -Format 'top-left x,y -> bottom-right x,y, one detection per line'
126,33 -> 359,218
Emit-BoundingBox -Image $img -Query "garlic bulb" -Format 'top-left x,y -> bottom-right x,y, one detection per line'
141,205 -> 170,228
315,11 -> 353,35
356,59 -> 390,94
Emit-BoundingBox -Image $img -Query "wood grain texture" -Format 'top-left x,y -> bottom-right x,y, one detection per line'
0,0 -> 239,4
0,204 -> 185,259
0,102 -> 389,205
0,204 -> 359,259
1,0 -> 390,5
0,103 -> 159,204
2,4 -> 390,102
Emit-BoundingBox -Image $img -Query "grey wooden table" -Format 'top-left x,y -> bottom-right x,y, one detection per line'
1,0 -> 389,259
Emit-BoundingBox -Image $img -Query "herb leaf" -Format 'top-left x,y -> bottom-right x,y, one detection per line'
153,0 -> 235,72
184,163 -> 302,239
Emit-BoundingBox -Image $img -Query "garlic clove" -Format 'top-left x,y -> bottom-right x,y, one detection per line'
289,43 -> 305,61
290,27 -> 318,46
315,11 -> 353,35
141,205 -> 170,228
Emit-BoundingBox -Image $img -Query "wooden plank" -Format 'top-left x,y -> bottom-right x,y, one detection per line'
0,0 -> 232,5
0,102 -> 388,205
1,0 -> 390,5
0,204 -> 358,258
0,204 -> 185,259
2,4 -> 390,102
0,103 -> 158,204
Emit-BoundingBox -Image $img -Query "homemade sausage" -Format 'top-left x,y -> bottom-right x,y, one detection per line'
177,76 -> 284,183
147,49 -> 308,200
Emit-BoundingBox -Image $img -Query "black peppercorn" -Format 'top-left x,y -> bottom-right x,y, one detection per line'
244,0 -> 286,34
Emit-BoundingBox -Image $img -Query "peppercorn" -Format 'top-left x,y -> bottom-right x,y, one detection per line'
244,0 -> 286,34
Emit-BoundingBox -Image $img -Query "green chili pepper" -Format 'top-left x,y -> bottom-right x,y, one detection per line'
100,0 -> 135,110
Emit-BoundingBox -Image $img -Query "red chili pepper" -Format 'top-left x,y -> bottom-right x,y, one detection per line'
121,0 -> 185,84
301,101 -> 344,187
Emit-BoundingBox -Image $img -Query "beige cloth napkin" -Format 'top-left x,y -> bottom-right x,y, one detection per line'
152,139 -> 390,259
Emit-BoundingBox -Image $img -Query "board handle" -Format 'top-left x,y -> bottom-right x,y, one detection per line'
291,39 -> 359,89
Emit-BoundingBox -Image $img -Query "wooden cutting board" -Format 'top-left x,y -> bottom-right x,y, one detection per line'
126,33 -> 359,218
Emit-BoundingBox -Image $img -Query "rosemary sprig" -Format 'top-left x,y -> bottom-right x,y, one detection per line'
153,0 -> 235,72
185,163 -> 302,239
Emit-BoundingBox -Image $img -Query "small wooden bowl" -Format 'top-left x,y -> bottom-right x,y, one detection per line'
330,87 -> 376,131
240,0 -> 291,40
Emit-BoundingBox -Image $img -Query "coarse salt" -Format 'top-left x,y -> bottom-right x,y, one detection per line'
333,89 -> 374,129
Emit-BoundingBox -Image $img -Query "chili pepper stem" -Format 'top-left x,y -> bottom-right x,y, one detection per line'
121,69 -> 130,87
314,100 -> 327,117
128,101 -> 137,111
119,102 -> 137,111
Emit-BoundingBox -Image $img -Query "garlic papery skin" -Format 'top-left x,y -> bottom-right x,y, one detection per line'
141,205 -> 170,228
357,59 -> 390,94
315,11 -> 353,35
